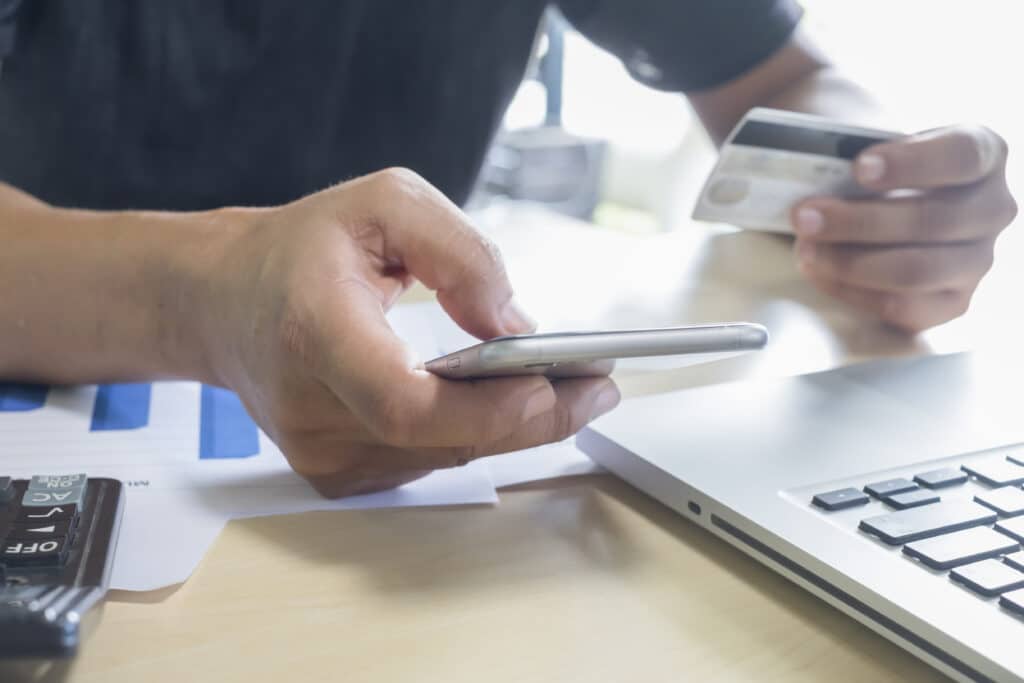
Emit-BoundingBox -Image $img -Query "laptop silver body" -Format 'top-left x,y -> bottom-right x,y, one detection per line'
578,352 -> 1024,682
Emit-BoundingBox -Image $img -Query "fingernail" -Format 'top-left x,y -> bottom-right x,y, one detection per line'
524,384 -> 556,421
590,382 -> 621,419
857,153 -> 886,183
502,298 -> 538,334
795,207 -> 825,236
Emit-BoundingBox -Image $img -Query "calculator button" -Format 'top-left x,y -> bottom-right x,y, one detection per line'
0,584 -> 50,607
962,460 -> 1024,487
21,487 -> 84,508
864,478 -> 918,499
859,501 -> 997,545
914,468 -> 968,489
1,536 -> 69,566
15,504 -> 78,524
8,519 -> 73,540
903,527 -> 1018,570
882,489 -> 939,510
951,559 -> 1024,597
975,487 -> 1024,517
27,474 -> 86,491
812,487 -> 870,511
0,477 -> 12,504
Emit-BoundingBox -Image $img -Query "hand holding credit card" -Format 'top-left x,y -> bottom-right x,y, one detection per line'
693,108 -> 900,233
693,108 -> 1016,332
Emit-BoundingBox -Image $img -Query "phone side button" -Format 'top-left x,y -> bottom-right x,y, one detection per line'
446,357 -> 462,370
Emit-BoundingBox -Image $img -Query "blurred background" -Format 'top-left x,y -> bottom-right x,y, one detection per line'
471,0 -> 1024,340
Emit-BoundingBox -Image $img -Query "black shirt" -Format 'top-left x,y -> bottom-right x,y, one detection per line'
0,1 -> 801,211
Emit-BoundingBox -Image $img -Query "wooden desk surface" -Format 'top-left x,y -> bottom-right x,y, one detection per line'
58,204 -> 963,682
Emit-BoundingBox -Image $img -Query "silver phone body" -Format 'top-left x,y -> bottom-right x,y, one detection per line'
424,323 -> 768,380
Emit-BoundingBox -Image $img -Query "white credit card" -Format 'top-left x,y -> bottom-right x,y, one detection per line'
692,108 -> 901,233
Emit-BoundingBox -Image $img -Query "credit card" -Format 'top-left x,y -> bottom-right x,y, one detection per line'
692,108 -> 901,233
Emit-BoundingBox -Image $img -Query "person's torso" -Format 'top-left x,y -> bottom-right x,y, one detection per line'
0,0 -> 547,209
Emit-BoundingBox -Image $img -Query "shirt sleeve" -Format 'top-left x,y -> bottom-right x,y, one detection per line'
556,0 -> 804,92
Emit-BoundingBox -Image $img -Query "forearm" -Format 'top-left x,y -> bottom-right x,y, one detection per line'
762,65 -> 885,128
689,32 -> 886,146
0,183 -> 228,384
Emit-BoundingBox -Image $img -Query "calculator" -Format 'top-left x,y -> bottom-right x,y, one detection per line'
0,474 -> 124,658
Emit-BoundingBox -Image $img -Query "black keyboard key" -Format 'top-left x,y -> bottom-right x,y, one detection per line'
859,501 -> 997,545
962,460 -> 1024,487
975,487 -> 1024,517
1,536 -> 69,567
14,504 -> 78,525
914,467 -> 968,489
1005,551 -> 1024,573
882,489 -> 939,510
951,559 -> 1024,597
0,477 -> 13,504
864,478 -> 917,498
1001,587 -> 1024,617
8,519 -> 73,540
903,527 -> 1018,569
812,487 -> 870,511
995,517 -> 1024,544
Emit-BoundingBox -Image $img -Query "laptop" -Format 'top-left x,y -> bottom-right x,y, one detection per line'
578,351 -> 1024,683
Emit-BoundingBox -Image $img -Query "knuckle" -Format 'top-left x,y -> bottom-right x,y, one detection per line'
1000,192 -> 1019,229
375,166 -> 426,189
949,127 -> 988,175
975,241 -> 996,279
980,125 -> 1010,164
548,400 -> 581,443
463,233 -> 503,271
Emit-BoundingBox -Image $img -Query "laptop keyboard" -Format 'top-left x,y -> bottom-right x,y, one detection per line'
802,445 -> 1024,619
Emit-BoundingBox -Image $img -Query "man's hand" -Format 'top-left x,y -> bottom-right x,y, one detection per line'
791,125 -> 1017,332
200,169 -> 619,497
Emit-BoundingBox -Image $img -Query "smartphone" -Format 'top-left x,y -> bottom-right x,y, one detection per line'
424,323 -> 768,380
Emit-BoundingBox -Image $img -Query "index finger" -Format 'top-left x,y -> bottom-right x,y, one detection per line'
854,124 -> 1007,192
329,168 -> 536,340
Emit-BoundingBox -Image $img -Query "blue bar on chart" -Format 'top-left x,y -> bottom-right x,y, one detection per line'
0,383 -> 49,412
199,385 -> 260,459
90,383 -> 152,431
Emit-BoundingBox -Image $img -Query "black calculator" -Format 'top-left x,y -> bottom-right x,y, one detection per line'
0,474 -> 123,658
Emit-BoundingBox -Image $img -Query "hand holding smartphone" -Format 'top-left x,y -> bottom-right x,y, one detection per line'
425,323 -> 768,380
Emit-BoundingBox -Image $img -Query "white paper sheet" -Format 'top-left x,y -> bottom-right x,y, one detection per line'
486,440 -> 603,488
106,461 -> 496,591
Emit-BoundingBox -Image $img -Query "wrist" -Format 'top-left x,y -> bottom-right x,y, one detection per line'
141,206 -> 256,385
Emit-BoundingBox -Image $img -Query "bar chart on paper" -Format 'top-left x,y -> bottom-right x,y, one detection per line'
0,381 -> 263,470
